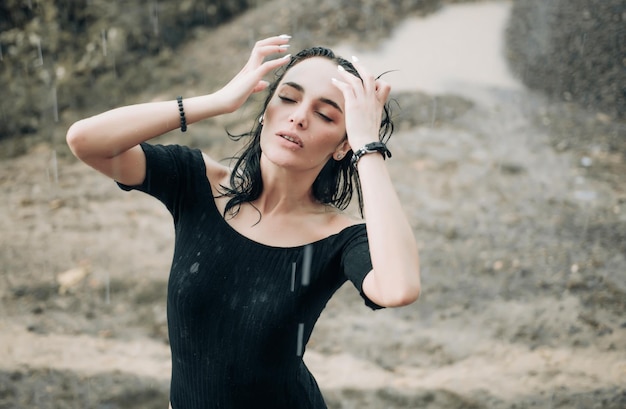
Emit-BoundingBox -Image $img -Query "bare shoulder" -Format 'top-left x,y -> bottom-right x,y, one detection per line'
325,207 -> 364,233
201,152 -> 230,193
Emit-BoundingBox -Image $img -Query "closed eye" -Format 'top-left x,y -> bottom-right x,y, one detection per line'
279,93 -> 333,122
317,112 -> 332,122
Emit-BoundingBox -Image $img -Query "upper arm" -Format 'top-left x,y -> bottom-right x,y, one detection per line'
87,145 -> 147,186
66,120 -> 147,186
360,270 -> 393,307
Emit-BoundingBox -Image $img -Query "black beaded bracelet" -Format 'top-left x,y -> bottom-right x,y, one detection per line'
176,96 -> 187,132
351,142 -> 392,167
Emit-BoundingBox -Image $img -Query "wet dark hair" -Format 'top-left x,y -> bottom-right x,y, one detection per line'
220,46 -> 395,218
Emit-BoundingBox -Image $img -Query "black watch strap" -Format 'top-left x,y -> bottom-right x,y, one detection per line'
351,142 -> 392,166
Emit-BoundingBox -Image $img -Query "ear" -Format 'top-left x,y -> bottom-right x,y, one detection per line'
333,139 -> 352,161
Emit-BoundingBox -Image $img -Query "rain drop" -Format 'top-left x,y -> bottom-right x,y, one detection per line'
430,97 -> 438,128
34,38 -> 43,67
105,271 -> 111,305
296,322 -> 304,357
301,245 -> 312,286
52,86 -> 58,122
101,29 -> 107,57
47,150 -> 58,185
150,2 -> 159,36
579,32 -> 587,56
190,262 -> 200,273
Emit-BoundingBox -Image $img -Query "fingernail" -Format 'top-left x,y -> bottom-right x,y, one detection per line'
282,54 -> 292,60
279,34 -> 292,39
278,44 -> 290,50
352,55 -> 359,62
337,65 -> 345,72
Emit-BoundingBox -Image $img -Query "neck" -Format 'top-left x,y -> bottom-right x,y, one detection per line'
254,156 -> 322,215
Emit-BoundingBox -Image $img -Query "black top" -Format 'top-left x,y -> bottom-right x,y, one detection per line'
118,143 -> 381,409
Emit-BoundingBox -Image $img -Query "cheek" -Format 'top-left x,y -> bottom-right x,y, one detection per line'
264,98 -> 284,120
317,129 -> 347,151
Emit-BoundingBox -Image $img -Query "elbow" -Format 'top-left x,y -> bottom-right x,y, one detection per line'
403,282 -> 422,305
66,120 -> 90,160
374,269 -> 421,308
387,283 -> 421,307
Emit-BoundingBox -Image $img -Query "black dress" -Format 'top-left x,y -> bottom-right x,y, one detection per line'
118,143 -> 381,409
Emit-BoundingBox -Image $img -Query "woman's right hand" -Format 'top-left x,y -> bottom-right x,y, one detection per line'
216,35 -> 292,113
66,36 -> 292,186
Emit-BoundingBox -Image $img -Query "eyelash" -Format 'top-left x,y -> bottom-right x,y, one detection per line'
317,112 -> 332,122
278,96 -> 333,122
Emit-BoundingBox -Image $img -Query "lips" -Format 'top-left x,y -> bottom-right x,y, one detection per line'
277,132 -> 303,147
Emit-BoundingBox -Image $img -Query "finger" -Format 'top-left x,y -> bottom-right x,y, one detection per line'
253,35 -> 292,57
255,34 -> 292,47
336,62 -> 374,99
375,79 -> 392,103
258,44 -> 291,56
252,80 -> 270,94
331,76 -> 355,100
247,35 -> 292,66
335,65 -> 361,97
258,53 -> 291,76
349,56 -> 377,92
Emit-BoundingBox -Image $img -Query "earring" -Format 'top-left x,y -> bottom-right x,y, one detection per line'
336,153 -> 344,160
259,115 -> 264,125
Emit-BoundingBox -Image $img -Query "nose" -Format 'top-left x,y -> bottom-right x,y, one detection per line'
288,105 -> 308,129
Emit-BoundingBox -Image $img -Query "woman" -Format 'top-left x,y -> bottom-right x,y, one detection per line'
67,35 -> 420,409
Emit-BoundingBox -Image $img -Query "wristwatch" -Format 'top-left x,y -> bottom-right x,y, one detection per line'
351,142 -> 392,166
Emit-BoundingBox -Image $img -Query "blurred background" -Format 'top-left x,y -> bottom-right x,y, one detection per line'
1,0 -> 625,408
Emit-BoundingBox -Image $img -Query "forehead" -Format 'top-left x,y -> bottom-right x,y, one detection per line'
279,57 -> 343,97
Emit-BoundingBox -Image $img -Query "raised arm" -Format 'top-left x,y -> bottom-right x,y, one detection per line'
66,35 -> 292,185
333,59 -> 421,308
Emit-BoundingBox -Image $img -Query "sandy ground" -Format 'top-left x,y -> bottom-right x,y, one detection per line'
1,1 -> 625,408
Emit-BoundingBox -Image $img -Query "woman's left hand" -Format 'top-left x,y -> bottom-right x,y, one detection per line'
333,58 -> 421,308
331,57 -> 392,149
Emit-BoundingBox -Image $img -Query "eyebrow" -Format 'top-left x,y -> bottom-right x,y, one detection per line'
283,82 -> 343,114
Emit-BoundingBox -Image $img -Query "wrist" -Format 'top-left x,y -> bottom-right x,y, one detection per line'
203,90 -> 238,115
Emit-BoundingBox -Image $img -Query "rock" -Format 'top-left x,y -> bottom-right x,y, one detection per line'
506,0 -> 626,119
56,262 -> 90,294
